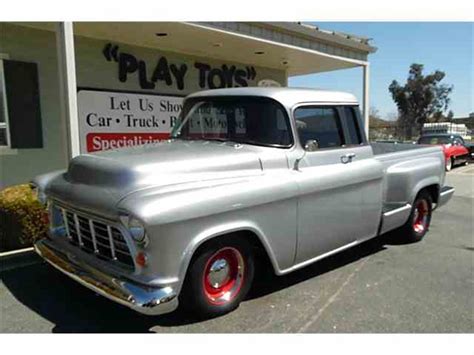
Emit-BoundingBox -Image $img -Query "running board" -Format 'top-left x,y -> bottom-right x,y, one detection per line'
435,186 -> 455,210
380,203 -> 412,235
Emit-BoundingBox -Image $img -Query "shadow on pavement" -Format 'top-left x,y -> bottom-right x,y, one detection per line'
1,235 -> 392,333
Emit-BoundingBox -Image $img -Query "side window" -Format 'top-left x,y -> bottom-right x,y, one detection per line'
294,107 -> 344,149
342,106 -> 362,145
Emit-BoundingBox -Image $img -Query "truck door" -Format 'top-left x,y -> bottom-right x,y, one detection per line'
293,105 -> 383,265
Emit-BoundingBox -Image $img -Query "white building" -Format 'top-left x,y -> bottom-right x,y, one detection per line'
422,122 -> 469,139
0,22 -> 376,188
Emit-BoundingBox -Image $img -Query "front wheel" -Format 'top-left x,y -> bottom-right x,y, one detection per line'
180,236 -> 255,318
395,190 -> 433,243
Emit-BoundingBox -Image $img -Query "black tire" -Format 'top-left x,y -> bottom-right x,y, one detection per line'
396,190 -> 433,243
445,157 -> 453,171
180,236 -> 255,318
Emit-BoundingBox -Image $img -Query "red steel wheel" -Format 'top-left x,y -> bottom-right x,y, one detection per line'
181,236 -> 255,318
202,247 -> 245,305
412,199 -> 429,234
395,190 -> 433,243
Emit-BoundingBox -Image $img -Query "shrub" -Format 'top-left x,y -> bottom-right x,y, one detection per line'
0,184 -> 48,249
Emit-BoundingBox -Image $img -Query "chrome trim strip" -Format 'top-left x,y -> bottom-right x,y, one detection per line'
73,213 -> 83,246
279,240 -> 360,275
34,240 -> 178,316
440,186 -> 455,197
62,208 -> 72,240
107,225 -> 117,260
89,219 -> 99,253
436,185 -> 455,209
383,204 -> 412,217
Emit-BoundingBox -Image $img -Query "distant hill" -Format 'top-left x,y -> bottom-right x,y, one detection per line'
369,116 -> 396,129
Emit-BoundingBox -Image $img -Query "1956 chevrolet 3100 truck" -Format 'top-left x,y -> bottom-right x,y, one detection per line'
32,87 -> 454,317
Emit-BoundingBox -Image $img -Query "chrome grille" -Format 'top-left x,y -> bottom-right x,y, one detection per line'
61,207 -> 134,269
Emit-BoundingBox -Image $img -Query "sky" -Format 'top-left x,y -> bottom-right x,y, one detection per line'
288,22 -> 473,120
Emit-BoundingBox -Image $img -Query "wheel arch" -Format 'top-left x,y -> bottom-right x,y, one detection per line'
177,224 -> 279,293
420,184 -> 440,205
411,177 -> 441,206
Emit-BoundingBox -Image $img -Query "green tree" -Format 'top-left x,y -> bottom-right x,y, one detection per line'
389,63 -> 453,139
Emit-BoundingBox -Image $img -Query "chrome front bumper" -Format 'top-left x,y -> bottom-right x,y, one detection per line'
34,239 -> 178,316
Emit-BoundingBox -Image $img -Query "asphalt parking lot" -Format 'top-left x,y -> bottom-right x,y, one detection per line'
1,165 -> 473,333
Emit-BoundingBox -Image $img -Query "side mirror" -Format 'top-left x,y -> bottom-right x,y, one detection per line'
304,139 -> 320,152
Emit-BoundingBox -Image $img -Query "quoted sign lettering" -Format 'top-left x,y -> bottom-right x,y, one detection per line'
103,43 -> 257,91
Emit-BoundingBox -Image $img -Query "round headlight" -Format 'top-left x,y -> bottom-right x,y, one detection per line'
128,217 -> 146,243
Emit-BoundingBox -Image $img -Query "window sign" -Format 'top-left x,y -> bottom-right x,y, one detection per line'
77,89 -> 183,153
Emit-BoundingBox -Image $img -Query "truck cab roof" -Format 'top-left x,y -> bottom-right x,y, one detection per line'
187,87 -> 359,108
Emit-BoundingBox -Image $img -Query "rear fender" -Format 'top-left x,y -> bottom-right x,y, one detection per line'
384,156 -> 443,204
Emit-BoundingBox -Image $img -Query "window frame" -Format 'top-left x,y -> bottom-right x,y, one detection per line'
0,57 -> 12,150
292,104 -> 348,151
338,105 -> 366,147
0,58 -> 10,149
175,95 -> 295,149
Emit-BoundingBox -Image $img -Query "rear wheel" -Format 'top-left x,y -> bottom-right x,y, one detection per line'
445,157 -> 453,171
396,190 -> 433,243
180,236 -> 254,318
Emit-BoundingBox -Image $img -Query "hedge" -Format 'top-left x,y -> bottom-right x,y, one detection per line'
0,184 -> 48,251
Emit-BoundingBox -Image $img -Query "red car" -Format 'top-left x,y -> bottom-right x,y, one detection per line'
418,134 -> 472,171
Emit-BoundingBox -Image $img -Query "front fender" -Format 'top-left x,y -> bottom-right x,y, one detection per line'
177,221 -> 280,291
117,174 -> 299,292
31,170 -> 66,192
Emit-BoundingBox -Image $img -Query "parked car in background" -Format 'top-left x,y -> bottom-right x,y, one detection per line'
417,134 -> 473,171
32,88 -> 454,318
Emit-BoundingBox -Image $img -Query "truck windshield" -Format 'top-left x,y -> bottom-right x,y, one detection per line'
171,97 -> 293,148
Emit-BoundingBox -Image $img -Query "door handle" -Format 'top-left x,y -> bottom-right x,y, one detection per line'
341,153 -> 356,164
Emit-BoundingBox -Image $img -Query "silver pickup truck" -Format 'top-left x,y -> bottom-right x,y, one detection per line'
33,87 -> 454,318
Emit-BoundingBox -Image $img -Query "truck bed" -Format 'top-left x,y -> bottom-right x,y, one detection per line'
370,142 -> 446,235
371,142 -> 427,155
370,142 -> 443,165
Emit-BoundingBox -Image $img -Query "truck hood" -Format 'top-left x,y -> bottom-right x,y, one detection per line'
46,140 -> 263,216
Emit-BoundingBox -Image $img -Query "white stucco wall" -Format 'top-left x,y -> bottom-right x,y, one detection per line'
0,24 -> 67,189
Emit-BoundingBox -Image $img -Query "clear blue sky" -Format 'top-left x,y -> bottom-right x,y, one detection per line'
289,22 -> 473,120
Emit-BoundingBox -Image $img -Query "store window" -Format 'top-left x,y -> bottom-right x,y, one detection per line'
1,59 -> 43,150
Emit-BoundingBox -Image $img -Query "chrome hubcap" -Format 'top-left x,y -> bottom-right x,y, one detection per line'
208,258 -> 231,288
202,247 -> 245,305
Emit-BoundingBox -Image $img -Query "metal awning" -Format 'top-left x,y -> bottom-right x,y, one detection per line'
18,22 -> 370,76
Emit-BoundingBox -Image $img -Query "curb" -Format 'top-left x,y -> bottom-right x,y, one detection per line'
0,247 -> 42,272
